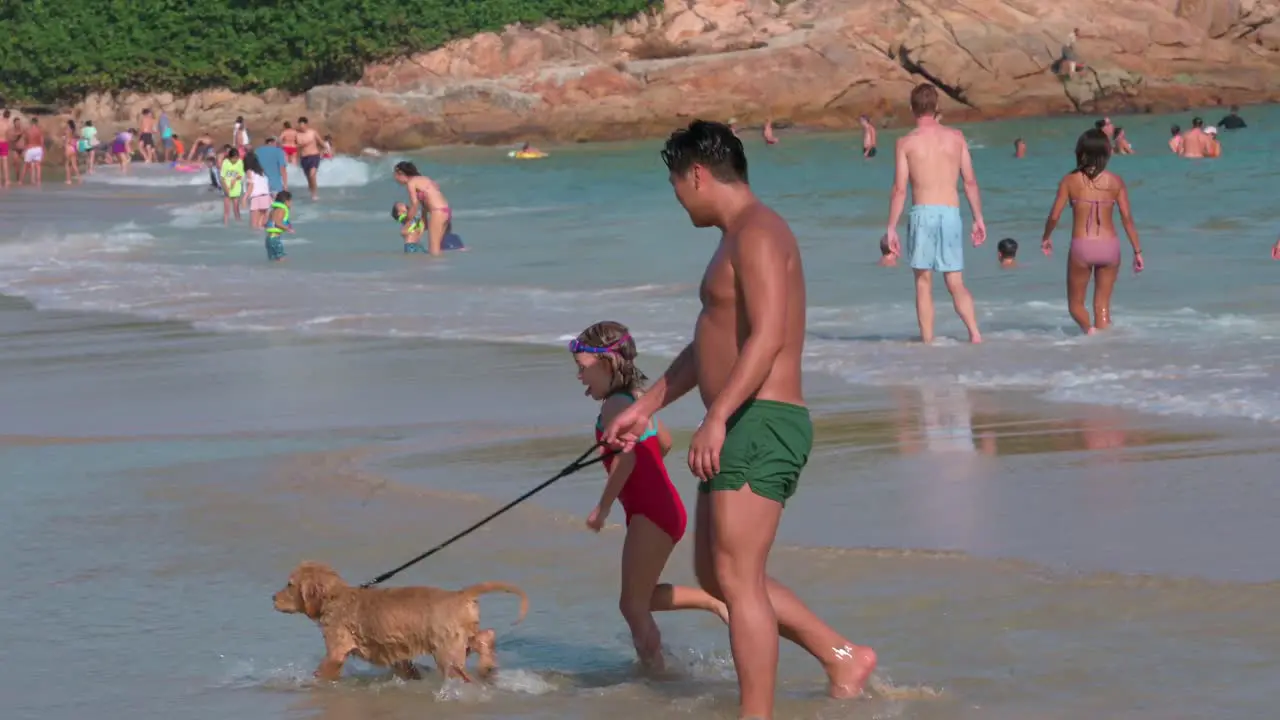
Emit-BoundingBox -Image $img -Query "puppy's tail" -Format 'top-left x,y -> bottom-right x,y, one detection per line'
460,581 -> 529,625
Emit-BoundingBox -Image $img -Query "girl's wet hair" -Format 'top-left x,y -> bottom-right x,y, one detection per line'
574,321 -> 648,396
1073,128 -> 1111,180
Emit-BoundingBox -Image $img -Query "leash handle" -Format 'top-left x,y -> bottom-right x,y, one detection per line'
360,442 -> 611,588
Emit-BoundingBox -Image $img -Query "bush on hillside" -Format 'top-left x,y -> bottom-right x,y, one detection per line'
0,0 -> 657,104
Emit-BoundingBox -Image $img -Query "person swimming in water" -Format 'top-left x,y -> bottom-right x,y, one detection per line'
878,235 -> 897,267
1041,129 -> 1144,334
997,238 -> 1018,268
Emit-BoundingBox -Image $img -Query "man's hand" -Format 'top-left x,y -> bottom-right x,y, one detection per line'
971,218 -> 987,247
688,416 -> 726,480
1272,239 -> 1280,261
602,402 -> 653,453
884,229 -> 901,257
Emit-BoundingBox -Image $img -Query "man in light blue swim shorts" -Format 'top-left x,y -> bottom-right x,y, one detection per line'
884,83 -> 987,344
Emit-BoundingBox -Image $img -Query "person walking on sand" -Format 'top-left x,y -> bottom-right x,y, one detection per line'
294,117 -> 323,200
393,161 -> 453,256
603,120 -> 877,720
884,83 -> 986,344
860,115 -> 877,158
1040,128 -> 1143,334
569,321 -> 728,671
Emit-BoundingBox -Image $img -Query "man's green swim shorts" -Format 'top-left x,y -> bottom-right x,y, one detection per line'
700,399 -> 813,506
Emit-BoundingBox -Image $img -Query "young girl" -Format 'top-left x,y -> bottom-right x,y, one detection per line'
63,120 -> 82,184
233,116 -> 250,157
1041,128 -> 1143,334
321,135 -> 334,160
569,321 -> 727,671
220,148 -> 245,225
243,151 -> 272,229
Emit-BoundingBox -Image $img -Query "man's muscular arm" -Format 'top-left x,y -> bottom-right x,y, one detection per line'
705,221 -> 788,424
634,343 -> 697,415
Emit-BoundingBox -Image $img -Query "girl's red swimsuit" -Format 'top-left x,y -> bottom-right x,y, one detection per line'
594,409 -> 687,543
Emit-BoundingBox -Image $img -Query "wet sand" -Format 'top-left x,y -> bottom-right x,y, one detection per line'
4,296 -> 1280,720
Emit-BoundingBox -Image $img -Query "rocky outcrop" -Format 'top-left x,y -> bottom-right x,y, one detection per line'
307,0 -> 1280,148
59,0 -> 1280,150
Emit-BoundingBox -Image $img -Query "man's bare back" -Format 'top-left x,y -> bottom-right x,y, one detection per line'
25,124 -> 43,148
1181,128 -> 1208,158
899,124 -> 968,206
694,202 -> 806,410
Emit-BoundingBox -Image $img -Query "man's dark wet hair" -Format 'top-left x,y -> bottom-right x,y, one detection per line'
661,120 -> 748,184
1191,117 -> 1204,128
1094,119 -> 1106,130
1230,105 -> 1240,112
997,238 -> 1018,259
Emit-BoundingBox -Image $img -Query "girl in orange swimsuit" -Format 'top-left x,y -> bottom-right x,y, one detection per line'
570,321 -> 727,670
1041,128 -> 1144,334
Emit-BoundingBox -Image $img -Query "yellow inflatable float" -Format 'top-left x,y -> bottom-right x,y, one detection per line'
508,150 -> 548,160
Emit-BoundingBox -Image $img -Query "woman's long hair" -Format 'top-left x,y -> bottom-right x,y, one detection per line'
1074,128 -> 1111,180
394,161 -> 420,177
242,150 -> 265,176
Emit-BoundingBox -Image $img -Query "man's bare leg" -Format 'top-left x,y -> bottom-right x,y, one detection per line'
696,490 -> 876,718
307,168 -> 318,201
912,269 -> 936,343
942,271 -> 982,343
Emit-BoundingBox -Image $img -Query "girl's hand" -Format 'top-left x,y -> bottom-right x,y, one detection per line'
586,504 -> 609,533
1133,251 -> 1144,274
1041,237 -> 1053,256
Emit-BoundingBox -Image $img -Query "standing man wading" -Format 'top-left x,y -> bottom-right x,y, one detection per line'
885,83 -> 986,344
294,117 -> 322,201
603,120 -> 877,720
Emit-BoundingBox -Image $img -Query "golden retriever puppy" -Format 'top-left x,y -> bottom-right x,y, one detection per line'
273,561 -> 527,682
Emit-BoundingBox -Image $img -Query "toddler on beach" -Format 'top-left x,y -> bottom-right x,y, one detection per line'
569,321 -> 727,671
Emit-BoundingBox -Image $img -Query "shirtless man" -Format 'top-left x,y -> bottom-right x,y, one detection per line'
1180,117 -> 1210,158
20,118 -> 45,186
603,120 -> 876,720
885,83 -> 986,344
294,117 -> 323,200
1,110 -> 12,187
1014,138 -> 1027,158
280,121 -> 299,165
138,108 -> 157,163
860,115 -> 877,158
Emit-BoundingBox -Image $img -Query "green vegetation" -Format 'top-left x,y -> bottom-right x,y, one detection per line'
0,0 -> 656,104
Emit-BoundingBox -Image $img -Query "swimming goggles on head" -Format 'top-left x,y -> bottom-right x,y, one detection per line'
568,334 -> 631,354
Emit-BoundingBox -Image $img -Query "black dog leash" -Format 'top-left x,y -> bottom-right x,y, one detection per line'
360,442 -> 612,588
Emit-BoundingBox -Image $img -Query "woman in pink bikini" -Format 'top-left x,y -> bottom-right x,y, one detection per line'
392,161 -> 453,256
1041,128 -> 1144,334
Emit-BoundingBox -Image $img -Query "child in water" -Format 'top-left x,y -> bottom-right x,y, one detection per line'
569,321 -> 727,671
391,202 -> 427,252
392,201 -> 465,253
997,238 -> 1018,268
265,191 -> 293,262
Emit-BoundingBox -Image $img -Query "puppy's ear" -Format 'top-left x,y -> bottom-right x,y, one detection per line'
300,575 -> 327,618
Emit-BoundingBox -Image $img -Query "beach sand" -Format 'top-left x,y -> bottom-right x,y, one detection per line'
4,295 -> 1279,720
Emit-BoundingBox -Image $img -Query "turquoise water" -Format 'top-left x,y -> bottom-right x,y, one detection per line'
3,105 -> 1280,720
3,105 -> 1277,422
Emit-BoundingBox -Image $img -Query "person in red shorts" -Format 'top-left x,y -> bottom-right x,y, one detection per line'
570,320 -> 727,671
